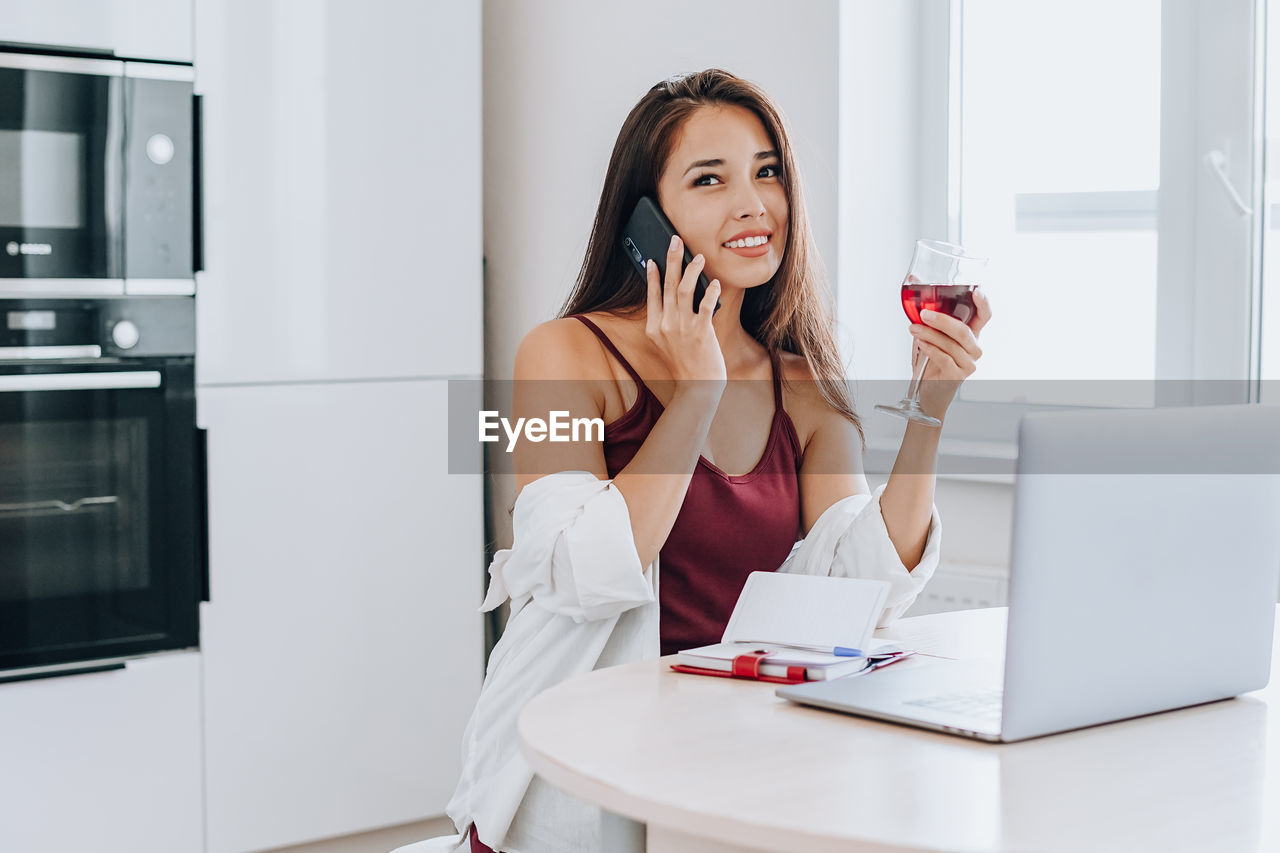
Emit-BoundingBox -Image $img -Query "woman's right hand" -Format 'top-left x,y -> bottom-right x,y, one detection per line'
645,235 -> 726,389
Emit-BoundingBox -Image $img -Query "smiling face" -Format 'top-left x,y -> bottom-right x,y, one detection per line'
655,104 -> 789,291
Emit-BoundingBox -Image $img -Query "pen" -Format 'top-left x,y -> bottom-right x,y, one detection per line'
867,650 -> 915,670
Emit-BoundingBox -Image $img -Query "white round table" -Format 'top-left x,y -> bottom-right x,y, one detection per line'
518,607 -> 1280,852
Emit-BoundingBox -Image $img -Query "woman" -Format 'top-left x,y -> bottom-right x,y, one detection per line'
448,69 -> 990,853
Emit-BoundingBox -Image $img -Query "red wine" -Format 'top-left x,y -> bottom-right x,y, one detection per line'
901,283 -> 977,325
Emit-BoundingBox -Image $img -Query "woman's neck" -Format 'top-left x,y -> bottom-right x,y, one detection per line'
705,285 -> 770,378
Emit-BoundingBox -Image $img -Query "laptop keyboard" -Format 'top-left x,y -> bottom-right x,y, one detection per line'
904,688 -> 1003,720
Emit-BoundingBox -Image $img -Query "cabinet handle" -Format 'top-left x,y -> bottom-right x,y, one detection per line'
0,661 -> 126,685
196,427 -> 211,602
193,94 -> 204,273
0,345 -> 102,360
0,496 -> 118,516
0,371 -> 161,392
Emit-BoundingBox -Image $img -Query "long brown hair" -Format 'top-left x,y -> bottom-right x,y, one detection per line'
559,69 -> 861,440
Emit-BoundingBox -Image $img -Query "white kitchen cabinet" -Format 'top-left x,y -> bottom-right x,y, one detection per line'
198,379 -> 484,853
0,652 -> 204,853
0,0 -> 192,61
193,0 -> 483,386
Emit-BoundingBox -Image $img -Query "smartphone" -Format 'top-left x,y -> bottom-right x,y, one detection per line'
621,196 -> 718,313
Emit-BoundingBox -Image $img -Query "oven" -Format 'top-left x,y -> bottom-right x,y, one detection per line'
0,296 -> 204,680
0,46 -> 197,297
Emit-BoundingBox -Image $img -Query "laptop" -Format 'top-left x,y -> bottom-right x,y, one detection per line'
777,404 -> 1280,742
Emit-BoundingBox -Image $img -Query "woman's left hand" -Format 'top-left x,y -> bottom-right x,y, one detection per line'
911,288 -> 992,422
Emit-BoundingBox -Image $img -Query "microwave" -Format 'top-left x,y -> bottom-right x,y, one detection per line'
0,47 -> 199,297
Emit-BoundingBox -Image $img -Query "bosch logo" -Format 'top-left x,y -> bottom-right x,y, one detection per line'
6,242 -> 52,256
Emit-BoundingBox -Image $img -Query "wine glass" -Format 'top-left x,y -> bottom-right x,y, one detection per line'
875,239 -> 987,427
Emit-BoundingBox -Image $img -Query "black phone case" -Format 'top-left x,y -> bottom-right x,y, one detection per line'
621,196 -> 716,313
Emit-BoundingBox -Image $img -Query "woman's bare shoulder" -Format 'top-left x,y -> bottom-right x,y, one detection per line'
514,317 -> 609,380
518,312 -> 650,381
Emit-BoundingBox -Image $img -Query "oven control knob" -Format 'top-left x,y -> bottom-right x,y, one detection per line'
146,133 -> 175,165
112,320 -> 140,350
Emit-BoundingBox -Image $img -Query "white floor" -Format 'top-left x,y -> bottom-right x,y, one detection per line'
263,817 -> 457,853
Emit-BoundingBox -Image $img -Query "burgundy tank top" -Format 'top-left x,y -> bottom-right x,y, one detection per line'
573,315 -> 803,656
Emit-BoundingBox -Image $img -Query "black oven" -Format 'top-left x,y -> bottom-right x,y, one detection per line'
0,296 -> 204,679
0,47 -> 197,297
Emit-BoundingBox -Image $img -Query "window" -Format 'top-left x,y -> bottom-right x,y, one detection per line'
958,0 -> 1162,404
952,0 -> 1263,430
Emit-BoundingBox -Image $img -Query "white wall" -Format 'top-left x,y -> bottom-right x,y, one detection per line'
838,0 -> 951,380
839,1 -> 928,383
483,0 -> 840,546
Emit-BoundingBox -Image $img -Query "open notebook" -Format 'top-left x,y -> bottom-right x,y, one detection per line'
674,572 -> 911,682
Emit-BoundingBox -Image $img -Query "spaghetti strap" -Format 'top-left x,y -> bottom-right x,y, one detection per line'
769,349 -> 784,412
572,315 -> 646,386
574,314 -> 784,415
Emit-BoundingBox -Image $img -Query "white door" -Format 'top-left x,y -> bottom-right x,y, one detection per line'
199,380 -> 484,853
192,0 -> 483,385
0,653 -> 204,853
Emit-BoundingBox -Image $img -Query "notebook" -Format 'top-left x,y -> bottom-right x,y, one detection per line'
676,637 -> 908,681
673,572 -> 902,682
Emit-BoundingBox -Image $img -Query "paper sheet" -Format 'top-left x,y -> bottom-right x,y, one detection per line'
721,572 -> 891,651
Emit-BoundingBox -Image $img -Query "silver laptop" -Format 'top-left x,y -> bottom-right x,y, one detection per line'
777,404 -> 1280,742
